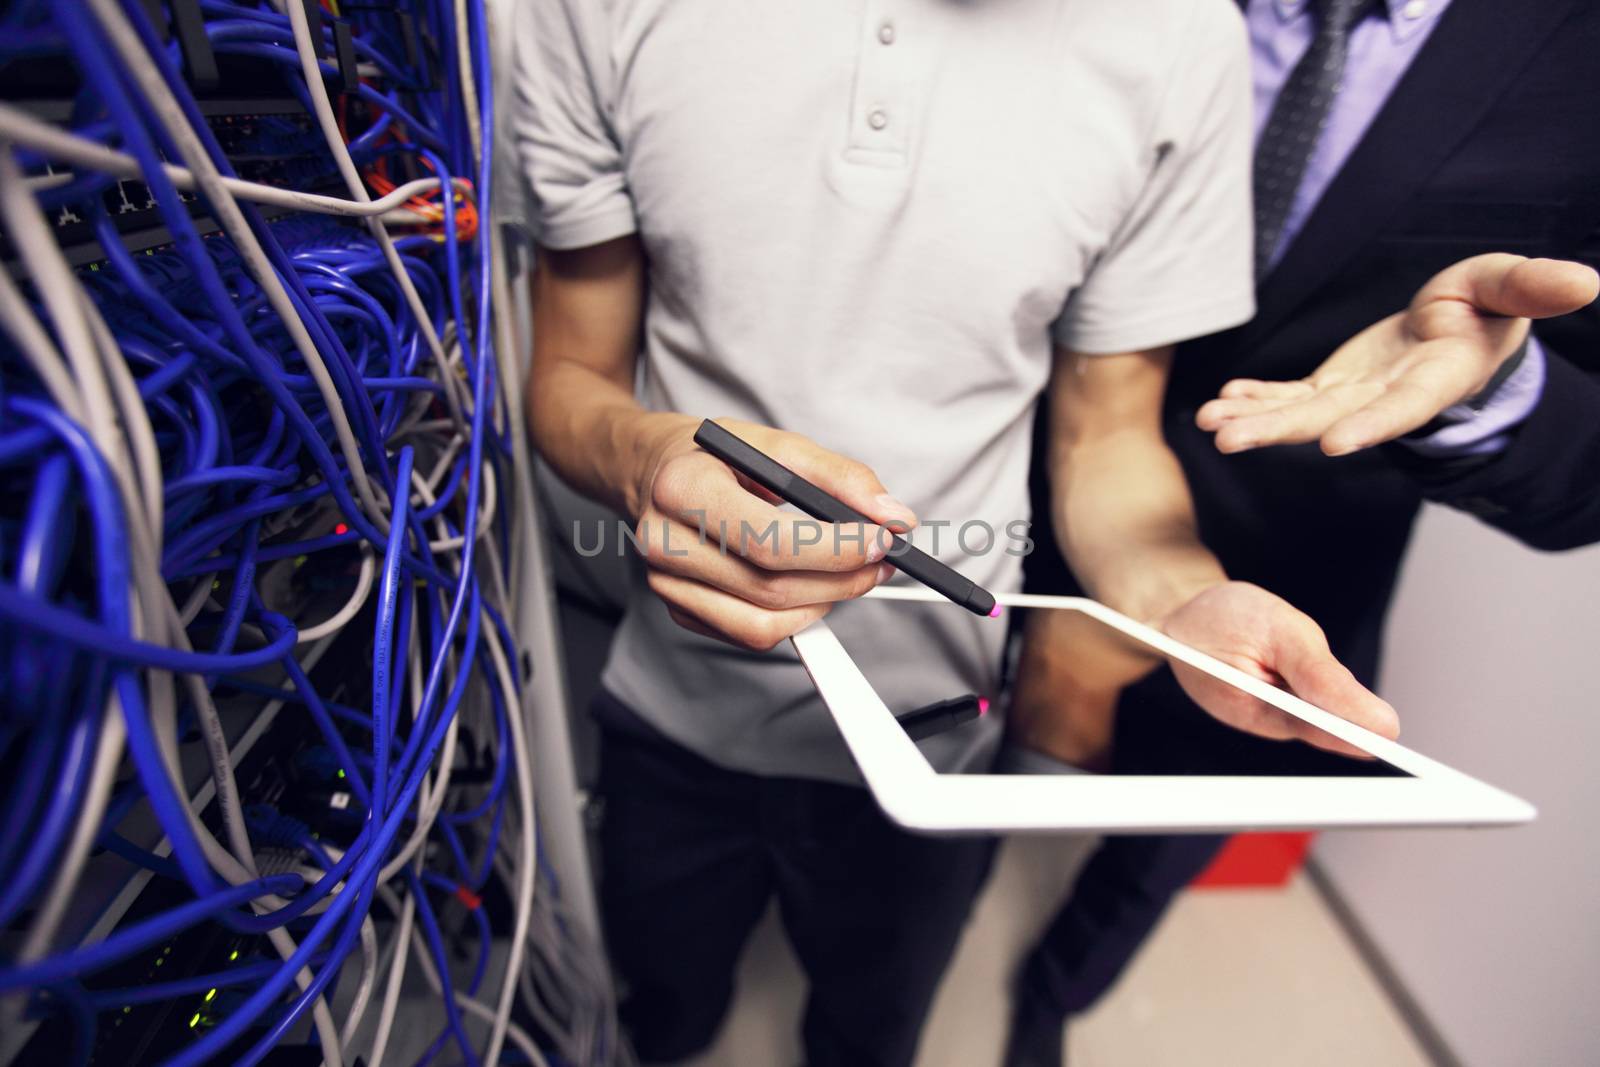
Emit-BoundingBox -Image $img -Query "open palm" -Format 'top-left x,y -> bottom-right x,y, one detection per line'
1161,582 -> 1399,759
1197,254 -> 1599,457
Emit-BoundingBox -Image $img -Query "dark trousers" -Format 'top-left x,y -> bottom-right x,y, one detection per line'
1021,833 -> 1226,1015
593,690 -> 997,1067
1018,666 -> 1394,1018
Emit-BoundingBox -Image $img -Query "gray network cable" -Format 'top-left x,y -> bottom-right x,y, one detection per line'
2,2 -> 621,1061
0,101 -> 473,219
283,0 -> 469,433
86,0 -> 389,531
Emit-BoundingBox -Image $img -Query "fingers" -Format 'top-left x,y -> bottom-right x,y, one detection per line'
1305,255 -> 1596,456
1164,584 -> 1399,759
1268,613 -> 1400,754
730,472 -> 785,506
1317,383 -> 1442,457
1449,254 -> 1600,321
1196,395 -> 1268,431
641,518 -> 893,610
1175,651 -> 1392,760
1207,338 -> 1477,456
1195,393 -> 1296,431
1167,660 -> 1308,745
1317,336 -> 1488,455
1503,257 -> 1600,318
722,420 -> 920,531
1198,381 -> 1324,433
1209,379 -> 1386,453
649,569 -> 835,652
637,421 -> 916,650
1217,378 -> 1315,402
1200,256 -> 1597,463
648,450 -> 891,572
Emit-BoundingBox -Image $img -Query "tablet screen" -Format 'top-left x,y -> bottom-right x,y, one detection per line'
798,600 -> 1533,832
850,599 -> 1412,779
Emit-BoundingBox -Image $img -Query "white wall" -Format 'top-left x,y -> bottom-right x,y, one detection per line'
1316,505 -> 1600,1067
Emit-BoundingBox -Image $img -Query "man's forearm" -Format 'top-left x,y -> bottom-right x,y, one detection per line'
1048,348 -> 1226,625
1053,426 -> 1226,623
527,359 -> 690,519
1028,349 -> 1399,757
525,236 -> 691,519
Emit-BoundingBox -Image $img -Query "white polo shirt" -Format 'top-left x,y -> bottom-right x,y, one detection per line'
512,0 -> 1255,783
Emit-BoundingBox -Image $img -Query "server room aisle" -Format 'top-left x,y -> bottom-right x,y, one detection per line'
681,837 -> 1432,1067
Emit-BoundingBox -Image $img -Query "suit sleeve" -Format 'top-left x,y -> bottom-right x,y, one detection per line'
1387,227 -> 1600,550
1391,349 -> 1600,550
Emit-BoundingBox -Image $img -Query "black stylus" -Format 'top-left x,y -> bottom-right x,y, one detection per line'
896,694 -> 989,741
692,420 -> 1000,619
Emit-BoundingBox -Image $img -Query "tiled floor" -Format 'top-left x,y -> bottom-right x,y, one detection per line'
680,836 -> 1432,1067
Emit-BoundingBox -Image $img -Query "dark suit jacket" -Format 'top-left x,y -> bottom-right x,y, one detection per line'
1026,0 -> 1600,774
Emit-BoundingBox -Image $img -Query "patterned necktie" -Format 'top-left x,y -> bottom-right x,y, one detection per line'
1253,0 -> 1381,278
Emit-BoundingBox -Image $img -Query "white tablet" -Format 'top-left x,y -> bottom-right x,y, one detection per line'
790,588 -> 1535,835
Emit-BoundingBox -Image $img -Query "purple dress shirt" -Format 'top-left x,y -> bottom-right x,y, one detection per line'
1247,0 -> 1543,454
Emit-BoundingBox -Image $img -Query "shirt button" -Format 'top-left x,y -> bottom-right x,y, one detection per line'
1402,0 -> 1427,18
877,21 -> 896,44
867,109 -> 889,131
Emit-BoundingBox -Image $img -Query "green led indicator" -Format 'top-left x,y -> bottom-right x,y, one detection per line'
229,950 -> 239,961
337,769 -> 345,779
205,988 -> 217,1003
189,1013 -> 201,1029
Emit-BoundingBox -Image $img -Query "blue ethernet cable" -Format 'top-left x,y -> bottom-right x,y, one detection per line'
56,8 -> 387,549
85,950 -> 335,1011
0,874 -> 304,992
174,598 -> 488,1067
1,397 -> 221,898
372,446 -> 416,823
0,0 -> 543,1060
406,866 -> 479,1067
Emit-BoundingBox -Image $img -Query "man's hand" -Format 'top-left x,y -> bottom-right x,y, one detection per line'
1158,582 -> 1400,758
631,418 -> 916,651
1197,254 -> 1599,456
1011,581 -> 1399,766
526,239 -> 914,653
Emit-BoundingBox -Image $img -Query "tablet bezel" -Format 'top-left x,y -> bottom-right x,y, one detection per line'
789,589 -> 1536,835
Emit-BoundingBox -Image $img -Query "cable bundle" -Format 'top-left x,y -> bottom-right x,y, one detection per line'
0,1 -> 617,1064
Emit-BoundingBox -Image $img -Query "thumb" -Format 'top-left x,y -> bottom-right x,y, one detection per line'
1271,621 -> 1401,752
1459,254 -> 1600,321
